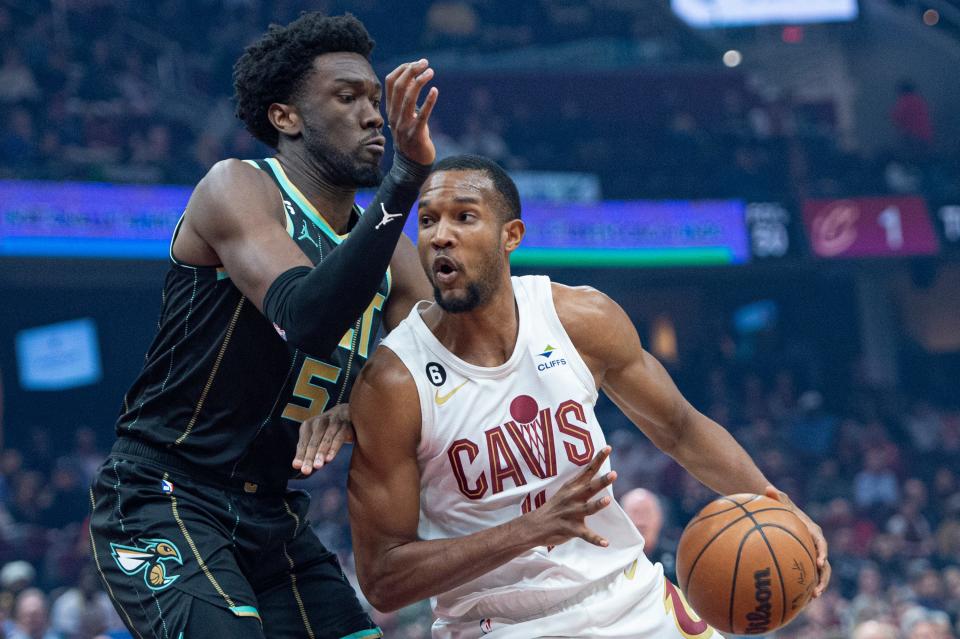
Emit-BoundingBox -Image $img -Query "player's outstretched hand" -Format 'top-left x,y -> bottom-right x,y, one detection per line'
525,446 -> 616,548
765,485 -> 831,597
385,59 -> 438,166
292,403 -> 355,477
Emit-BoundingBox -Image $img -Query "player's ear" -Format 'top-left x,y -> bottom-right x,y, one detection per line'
268,102 -> 304,139
502,219 -> 525,254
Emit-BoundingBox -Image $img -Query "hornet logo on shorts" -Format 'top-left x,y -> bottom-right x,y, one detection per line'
110,539 -> 184,591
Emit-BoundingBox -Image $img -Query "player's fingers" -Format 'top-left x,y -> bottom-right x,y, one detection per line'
586,470 -> 617,497
580,446 -> 612,480
413,86 -> 439,131
314,420 -> 342,467
292,419 -> 314,469
813,559 -> 832,598
322,425 -> 351,464
579,524 -> 609,548
384,63 -> 405,97
399,66 -> 434,125
301,420 -> 327,475
584,494 -> 612,516
388,60 -> 427,124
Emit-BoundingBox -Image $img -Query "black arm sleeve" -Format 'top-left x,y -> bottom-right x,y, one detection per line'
262,152 -> 431,356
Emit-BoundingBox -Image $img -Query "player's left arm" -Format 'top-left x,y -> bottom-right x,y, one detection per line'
383,234 -> 432,332
555,283 -> 830,596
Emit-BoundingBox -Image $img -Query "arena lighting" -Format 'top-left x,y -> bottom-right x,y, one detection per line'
722,49 -> 743,67
923,9 -> 940,25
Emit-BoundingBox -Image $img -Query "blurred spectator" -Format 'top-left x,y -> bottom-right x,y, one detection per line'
1,563 -> 36,598
852,620 -> 898,639
41,460 -> 89,531
1,108 -> 40,173
0,47 -> 40,104
9,588 -> 58,639
49,565 -> 122,639
854,448 -> 900,515
904,400 -> 943,456
891,80 -> 934,152
620,488 -> 664,554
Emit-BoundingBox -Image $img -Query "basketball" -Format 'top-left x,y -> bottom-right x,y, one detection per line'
676,494 -> 818,635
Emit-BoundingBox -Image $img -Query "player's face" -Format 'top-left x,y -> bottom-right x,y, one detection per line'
296,52 -> 385,187
417,170 -> 508,313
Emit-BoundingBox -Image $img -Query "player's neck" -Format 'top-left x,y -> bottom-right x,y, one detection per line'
429,285 -> 519,367
274,149 -> 357,234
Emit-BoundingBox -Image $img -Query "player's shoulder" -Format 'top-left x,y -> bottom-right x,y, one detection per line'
197,158 -> 275,202
550,281 -> 635,356
550,281 -> 623,325
351,346 -> 422,436
187,158 -> 281,229
356,345 -> 417,397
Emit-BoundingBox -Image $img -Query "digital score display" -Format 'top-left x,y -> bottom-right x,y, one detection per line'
508,199 -> 750,267
801,196 -> 939,259
2,181 -> 751,268
0,179 -> 189,258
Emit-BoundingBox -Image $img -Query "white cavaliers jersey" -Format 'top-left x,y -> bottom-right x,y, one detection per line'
381,275 -> 659,624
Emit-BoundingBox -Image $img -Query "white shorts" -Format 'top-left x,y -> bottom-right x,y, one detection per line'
431,562 -> 722,639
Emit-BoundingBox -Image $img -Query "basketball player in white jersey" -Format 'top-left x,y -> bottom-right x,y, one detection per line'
347,155 -> 830,638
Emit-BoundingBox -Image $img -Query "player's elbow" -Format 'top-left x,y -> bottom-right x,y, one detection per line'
656,398 -> 691,457
358,566 -> 404,613
364,586 -> 403,613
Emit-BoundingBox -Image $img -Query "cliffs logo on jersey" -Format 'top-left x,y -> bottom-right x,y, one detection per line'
110,539 -> 184,591
446,394 -> 596,500
536,343 -> 567,372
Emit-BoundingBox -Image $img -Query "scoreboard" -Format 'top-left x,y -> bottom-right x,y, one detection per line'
801,196 -> 940,259
0,179 -> 954,266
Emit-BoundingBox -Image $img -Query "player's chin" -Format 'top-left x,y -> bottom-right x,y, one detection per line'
352,162 -> 383,188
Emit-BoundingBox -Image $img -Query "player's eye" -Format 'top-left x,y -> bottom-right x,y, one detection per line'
419,215 -> 434,227
338,94 -> 356,103
458,211 -> 475,222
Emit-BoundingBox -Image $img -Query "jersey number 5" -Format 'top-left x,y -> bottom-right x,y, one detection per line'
281,358 -> 341,424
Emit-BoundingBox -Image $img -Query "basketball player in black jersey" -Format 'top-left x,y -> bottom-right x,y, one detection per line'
89,13 -> 435,638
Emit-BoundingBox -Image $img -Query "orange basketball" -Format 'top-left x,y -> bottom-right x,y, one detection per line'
676,494 -> 818,635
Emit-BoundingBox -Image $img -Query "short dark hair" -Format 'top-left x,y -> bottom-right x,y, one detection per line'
432,154 -> 521,222
233,13 -> 375,148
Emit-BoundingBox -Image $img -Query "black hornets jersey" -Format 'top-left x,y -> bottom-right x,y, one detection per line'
115,158 -> 391,486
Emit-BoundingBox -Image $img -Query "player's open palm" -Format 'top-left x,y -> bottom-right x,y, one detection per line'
385,59 -> 438,166
527,447 -> 617,548
292,403 -> 355,477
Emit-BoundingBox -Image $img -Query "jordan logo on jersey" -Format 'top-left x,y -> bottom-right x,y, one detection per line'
446,395 -> 596,500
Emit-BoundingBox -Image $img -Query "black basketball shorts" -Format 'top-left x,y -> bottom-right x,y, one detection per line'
88,439 -> 382,639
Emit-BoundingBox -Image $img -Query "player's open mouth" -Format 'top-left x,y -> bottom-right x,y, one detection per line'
433,255 -> 459,284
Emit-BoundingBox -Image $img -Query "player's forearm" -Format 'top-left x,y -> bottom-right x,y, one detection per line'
263,153 -> 431,356
359,516 -> 540,612
673,405 -> 771,496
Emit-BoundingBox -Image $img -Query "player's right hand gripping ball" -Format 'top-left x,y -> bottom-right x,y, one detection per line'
676,494 -> 817,635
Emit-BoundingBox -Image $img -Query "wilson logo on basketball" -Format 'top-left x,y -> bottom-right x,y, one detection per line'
446,395 -> 596,500
746,567 -> 773,634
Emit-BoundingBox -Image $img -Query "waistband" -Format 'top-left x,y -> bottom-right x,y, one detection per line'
111,437 -> 288,495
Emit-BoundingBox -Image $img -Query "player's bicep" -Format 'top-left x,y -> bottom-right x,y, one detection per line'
602,347 -> 689,451
347,355 -> 423,564
189,160 -> 314,311
558,285 -> 688,449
